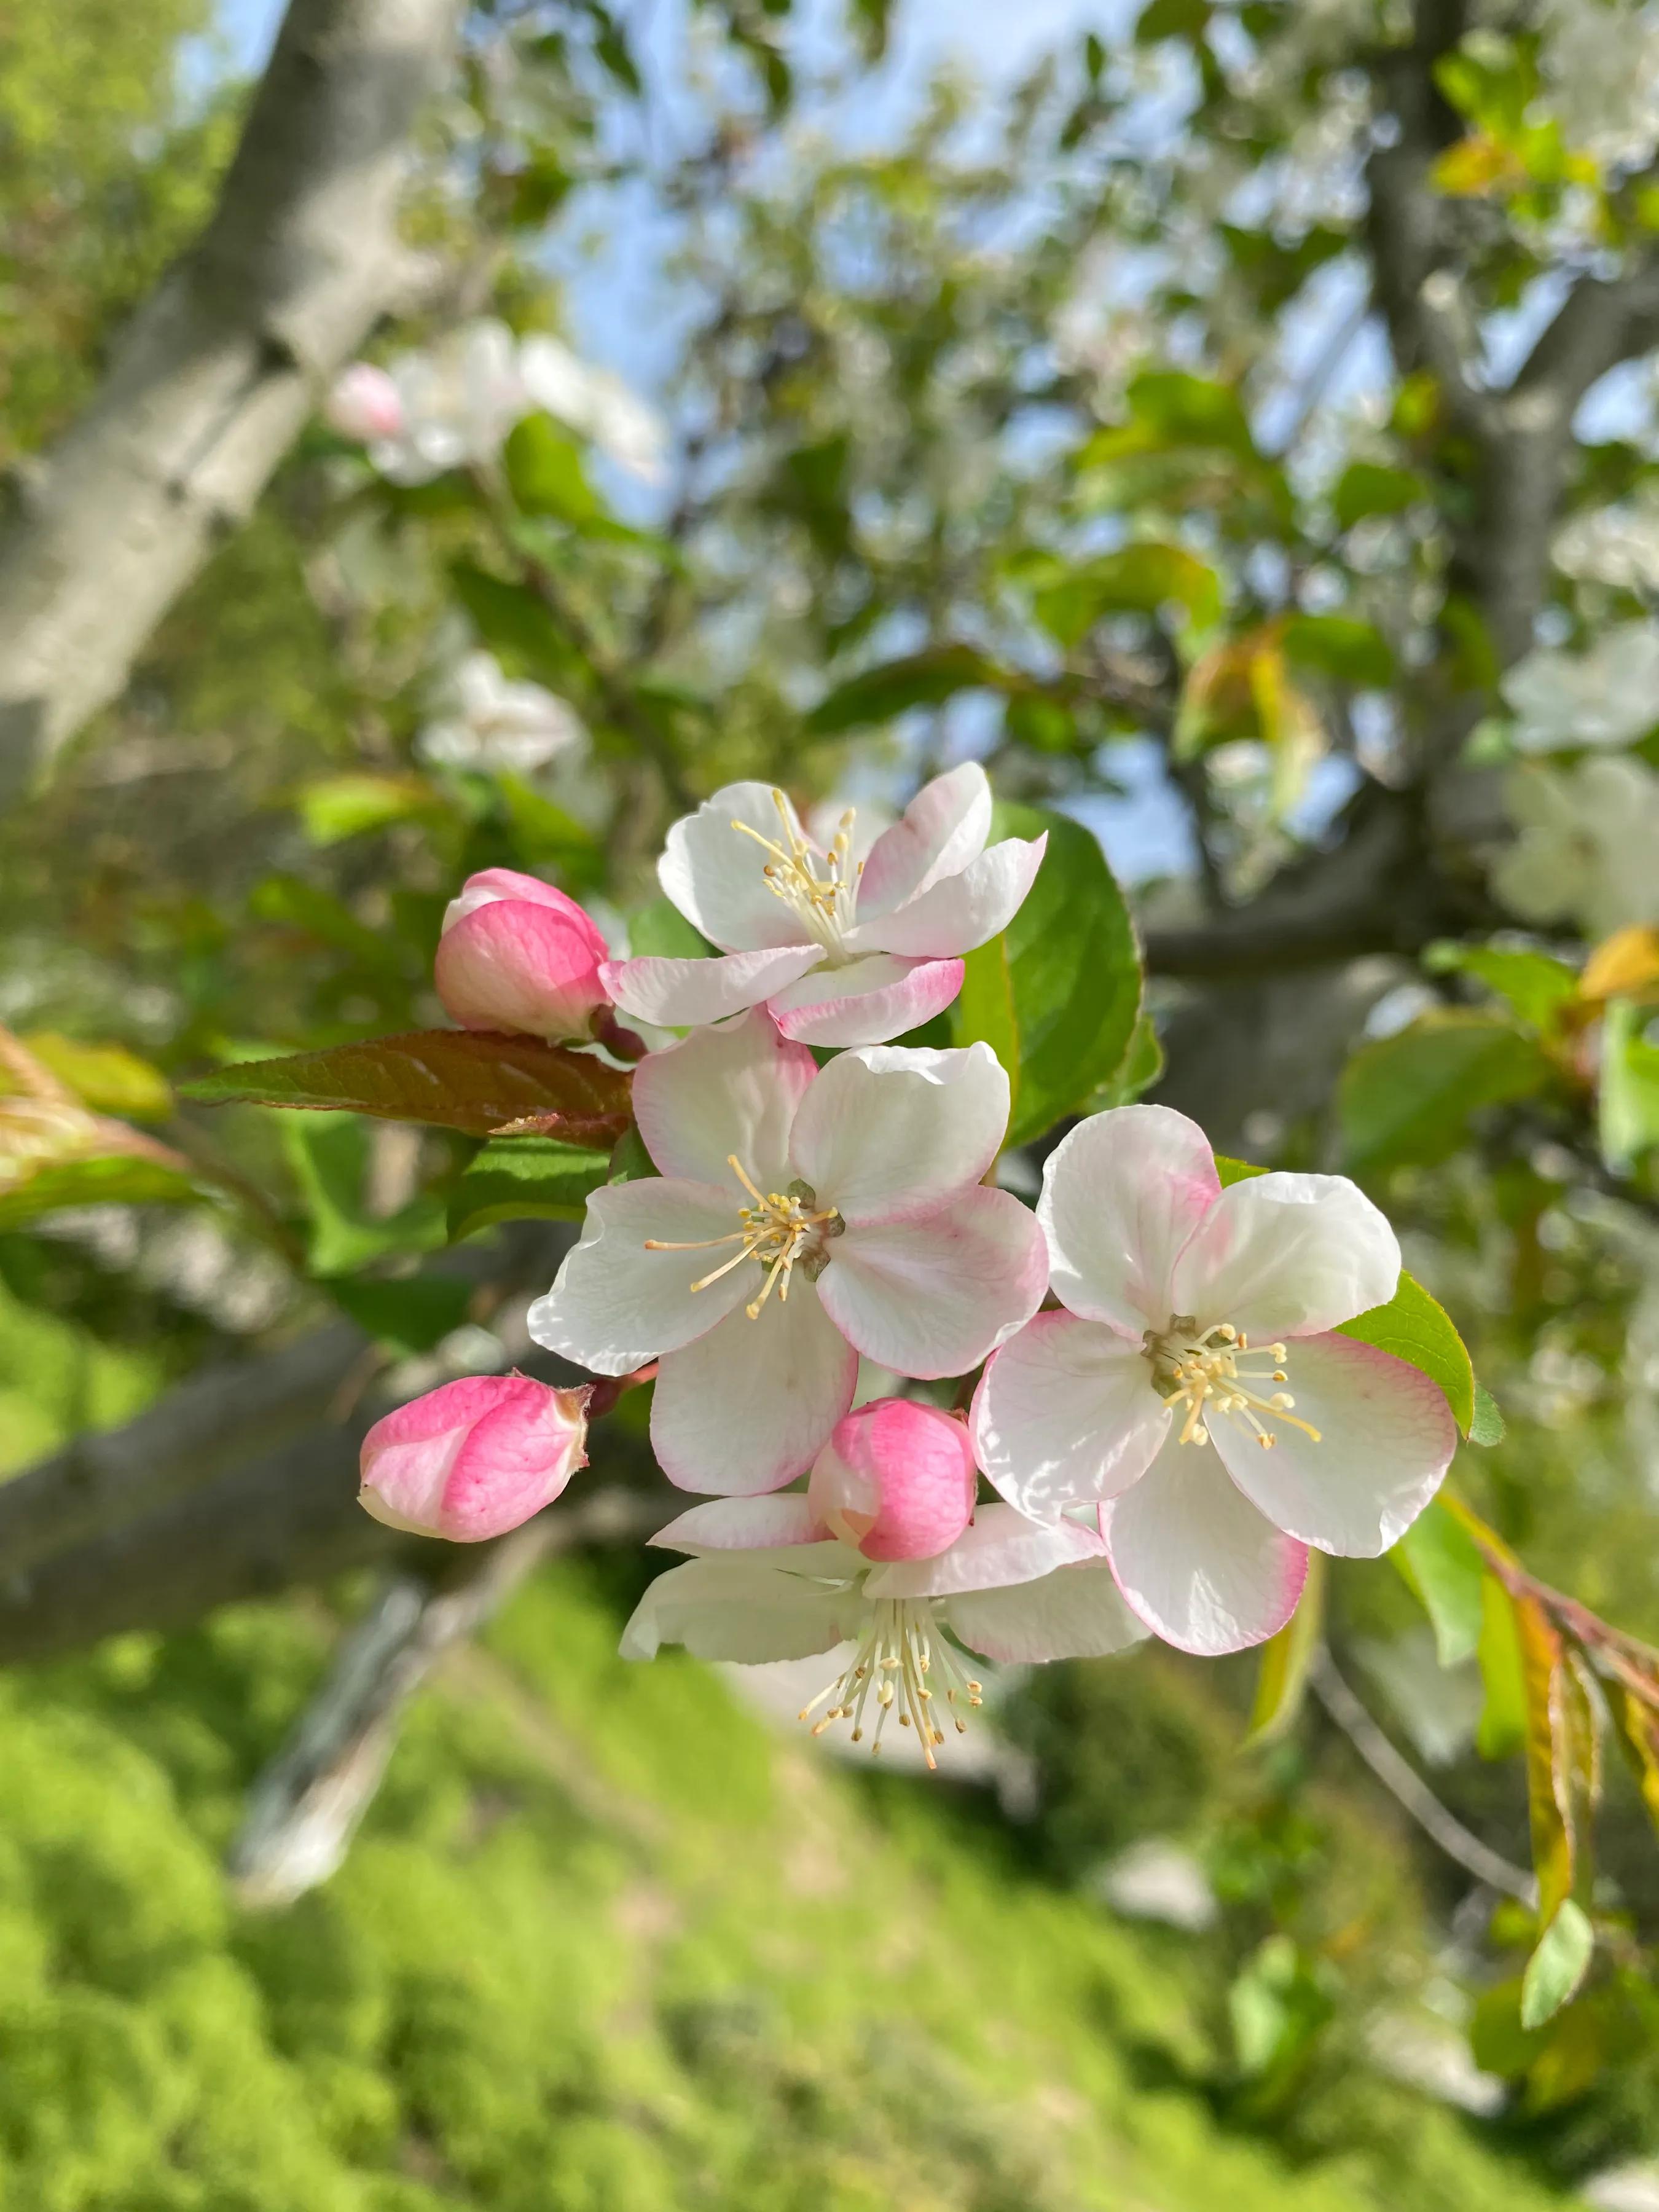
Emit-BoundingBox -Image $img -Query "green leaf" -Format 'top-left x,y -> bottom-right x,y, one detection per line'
184,1031 -> 633,1143
449,561 -> 582,688
1213,1153 -> 1266,1186
608,1123 -> 659,1184
1599,996 -> 1659,1171
15,1035 -> 172,1120
0,1152 -> 205,1230
1280,613 -> 1395,689
447,1135 -> 612,1242
1477,1575 -> 1529,1760
1248,1552 -> 1325,1744
294,774 -> 440,847
1423,941 -> 1579,1032
1030,544 -> 1222,647
329,1274 -> 474,1356
1470,1381 -> 1506,1446
951,804 -> 1140,1148
1521,1901 -> 1594,2031
627,895 -> 712,960
1135,0 -> 1210,39
1337,1271 -> 1475,1435
281,1115 -> 445,1277
1339,1013 -> 1551,1175
804,645 -> 1011,736
504,414 -> 604,525
249,874 -> 410,979
1090,1010 -> 1164,1108
1332,461 -> 1429,531
1394,1498 -> 1486,1666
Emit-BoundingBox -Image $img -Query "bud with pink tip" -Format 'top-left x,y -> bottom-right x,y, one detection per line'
359,1372 -> 589,1542
325,362 -> 406,444
807,1398 -> 978,1563
434,868 -> 611,1041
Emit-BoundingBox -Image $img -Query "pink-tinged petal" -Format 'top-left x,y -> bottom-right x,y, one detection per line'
854,763 -> 993,919
650,1282 -> 858,1494
849,836 -> 1046,959
972,1310 -> 1170,1524
603,945 -> 820,1029
789,1041 -> 1008,1225
632,1007 -> 816,1189
1207,1331 -> 1456,1556
867,1502 -> 1105,1599
817,1187 -> 1048,1379
620,1548 -> 859,1661
649,1494 -> 829,1553
1170,1172 -> 1400,1341
326,362 -> 406,442
442,869 -> 608,958
434,901 -> 609,1040
769,954 -> 964,1048
808,1398 -> 978,1561
658,781 -> 821,952
526,1179 -> 747,1373
1102,1430 -> 1308,1655
946,1560 -> 1148,1663
1040,1106 -> 1223,1335
359,1373 -> 588,1542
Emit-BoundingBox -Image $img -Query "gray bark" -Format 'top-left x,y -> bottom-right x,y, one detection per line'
0,0 -> 464,799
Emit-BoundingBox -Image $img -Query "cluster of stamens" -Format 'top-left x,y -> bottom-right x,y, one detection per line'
796,1598 -> 982,1769
645,1155 -> 842,1320
1143,1317 -> 1321,1451
731,788 -> 860,957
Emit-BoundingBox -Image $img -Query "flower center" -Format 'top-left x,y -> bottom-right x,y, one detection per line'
795,1596 -> 982,1770
731,788 -> 860,959
1142,1317 -> 1322,1451
644,1155 -> 842,1320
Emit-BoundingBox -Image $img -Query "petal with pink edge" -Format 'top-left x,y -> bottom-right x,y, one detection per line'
1102,1430 -> 1308,1655
658,782 -> 823,952
816,1187 -> 1048,1379
1207,1330 -> 1456,1556
769,954 -> 964,1048
442,869 -> 608,957
946,1561 -> 1148,1663
621,1549 -> 858,1661
649,1282 -> 858,1494
867,1502 -> 1105,1599
434,902 -> 606,1039
649,1493 -> 829,1553
525,1179 -> 747,1373
1170,1171 -> 1400,1341
849,836 -> 1046,959
972,1309 -> 1170,1524
854,763 -> 994,919
1039,1105 -> 1222,1336
632,1007 -> 816,1188
603,945 -> 820,1029
788,1041 -> 1008,1225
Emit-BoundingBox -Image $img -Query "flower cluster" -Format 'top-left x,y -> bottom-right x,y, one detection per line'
364,763 -> 1459,1761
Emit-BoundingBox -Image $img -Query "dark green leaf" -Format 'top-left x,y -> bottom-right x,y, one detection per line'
804,644 -> 1011,736
504,415 -> 603,525
1339,1013 -> 1551,1175
1135,0 -> 1211,40
450,562 -> 582,688
1332,461 -> 1429,531
447,1135 -> 612,1242
281,1115 -> 445,1276
1090,1010 -> 1165,1108
1280,613 -> 1395,689
329,1274 -> 474,1355
608,1123 -> 659,1183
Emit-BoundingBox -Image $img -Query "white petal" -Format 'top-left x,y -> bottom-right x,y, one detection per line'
658,782 -> 822,952
788,1041 -> 1008,1224
525,1180 -> 747,1373
1102,1431 -> 1308,1655
768,954 -> 964,1048
1040,1106 -> 1222,1335
816,1189 -> 1048,1379
649,1494 -> 829,1552
946,1561 -> 1148,1663
632,1008 -> 815,1188
620,1549 -> 858,1661
867,1502 -> 1105,1598
849,837 -> 1046,959
650,1282 -> 858,1494
603,945 -> 820,1029
1170,1172 -> 1400,1340
1207,1330 -> 1456,1556
853,763 -> 993,919
971,1310 -> 1170,1523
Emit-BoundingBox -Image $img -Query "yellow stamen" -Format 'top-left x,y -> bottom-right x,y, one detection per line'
1144,1319 -> 1323,1451
645,1152 -> 842,1320
731,788 -> 857,954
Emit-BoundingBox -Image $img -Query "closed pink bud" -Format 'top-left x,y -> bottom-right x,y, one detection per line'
807,1398 -> 978,1563
325,361 -> 405,443
434,868 -> 611,1041
359,1372 -> 589,1542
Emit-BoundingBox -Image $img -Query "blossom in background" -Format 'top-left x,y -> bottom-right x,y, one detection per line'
434,868 -> 611,1040
1553,498 -> 1659,592
624,1494 -> 1144,1765
1494,758 -> 1659,941
359,1372 -> 589,1542
1538,0 -> 1659,169
417,650 -> 586,775
1502,624 -> 1659,753
520,334 -> 669,483
600,764 -> 1046,1048
528,1010 -> 1047,1494
973,1105 -> 1456,1655
324,362 -> 406,444
807,1397 -> 979,1562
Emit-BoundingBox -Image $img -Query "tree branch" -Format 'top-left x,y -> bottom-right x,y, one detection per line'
0,0 -> 465,799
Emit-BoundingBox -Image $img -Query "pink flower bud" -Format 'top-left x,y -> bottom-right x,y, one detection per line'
434,868 -> 611,1041
807,1398 -> 978,1563
325,362 -> 406,443
359,1372 -> 589,1543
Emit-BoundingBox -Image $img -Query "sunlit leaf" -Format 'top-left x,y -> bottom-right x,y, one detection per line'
1339,1013 -> 1551,1174
447,1135 -> 613,1242
1337,1272 -> 1475,1435
1423,941 -> 1579,1032
1394,1499 -> 1485,1667
504,414 -> 604,525
1521,1900 -> 1594,2031
295,774 -> 440,847
1247,1552 -> 1325,1744
12,1035 -> 173,1121
1476,1574 -> 1528,1760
